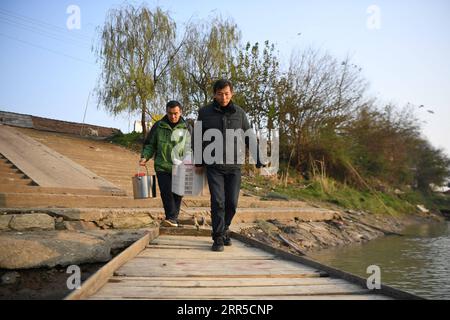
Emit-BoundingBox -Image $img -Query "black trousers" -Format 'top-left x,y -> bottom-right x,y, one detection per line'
206,166 -> 241,239
156,171 -> 182,221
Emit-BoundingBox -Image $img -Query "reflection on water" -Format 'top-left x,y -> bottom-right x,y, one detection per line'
308,221 -> 450,300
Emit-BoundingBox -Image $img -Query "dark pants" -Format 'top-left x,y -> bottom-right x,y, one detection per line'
206,166 -> 241,239
156,171 -> 182,221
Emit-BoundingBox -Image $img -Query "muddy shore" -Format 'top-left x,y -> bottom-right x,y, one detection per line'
238,209 -> 445,256
0,263 -> 104,300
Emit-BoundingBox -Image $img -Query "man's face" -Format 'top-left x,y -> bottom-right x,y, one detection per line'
167,106 -> 182,124
214,86 -> 233,107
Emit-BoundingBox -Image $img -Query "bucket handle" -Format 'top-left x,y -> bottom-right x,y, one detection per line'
137,163 -> 149,176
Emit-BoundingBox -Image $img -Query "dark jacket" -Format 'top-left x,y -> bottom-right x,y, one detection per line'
195,100 -> 259,169
141,116 -> 190,173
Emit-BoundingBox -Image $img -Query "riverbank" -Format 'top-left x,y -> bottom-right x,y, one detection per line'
238,209 -> 445,255
239,173 -> 448,255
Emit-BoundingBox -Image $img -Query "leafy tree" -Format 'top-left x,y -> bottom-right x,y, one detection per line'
94,5 -> 182,136
276,49 -> 368,175
413,140 -> 450,192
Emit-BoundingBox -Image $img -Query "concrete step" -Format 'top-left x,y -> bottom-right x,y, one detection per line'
81,168 -> 149,175
33,151 -> 140,162
1,206 -> 339,226
0,192 -> 312,209
0,177 -> 34,185
0,172 -> 27,178
0,185 -> 126,196
0,193 -> 160,208
64,156 -> 142,163
0,174 -> 128,195
0,167 -> 21,174
94,176 -> 134,182
0,163 -> 17,170
0,159 -> 12,165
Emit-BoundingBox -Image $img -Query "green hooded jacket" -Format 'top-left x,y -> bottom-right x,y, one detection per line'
141,116 -> 191,173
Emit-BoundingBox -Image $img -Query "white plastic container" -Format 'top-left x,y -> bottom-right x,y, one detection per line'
172,163 -> 207,196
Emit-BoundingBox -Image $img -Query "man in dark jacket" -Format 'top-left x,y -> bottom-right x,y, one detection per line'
140,100 -> 190,227
195,79 -> 263,251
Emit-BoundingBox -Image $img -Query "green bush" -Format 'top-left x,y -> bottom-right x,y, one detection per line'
109,131 -> 143,153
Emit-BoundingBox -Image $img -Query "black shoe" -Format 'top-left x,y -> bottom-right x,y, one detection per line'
223,230 -> 232,246
211,237 -> 224,252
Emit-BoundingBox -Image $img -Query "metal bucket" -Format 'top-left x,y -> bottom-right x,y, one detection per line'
132,166 -> 156,199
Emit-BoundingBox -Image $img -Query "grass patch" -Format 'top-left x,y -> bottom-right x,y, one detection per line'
242,174 -> 428,216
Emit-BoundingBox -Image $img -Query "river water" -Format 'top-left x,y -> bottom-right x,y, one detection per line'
308,220 -> 450,300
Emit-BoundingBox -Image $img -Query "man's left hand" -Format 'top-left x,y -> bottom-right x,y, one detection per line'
256,161 -> 266,169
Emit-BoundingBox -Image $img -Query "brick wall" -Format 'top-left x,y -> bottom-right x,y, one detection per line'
0,110 -> 120,138
32,116 -> 120,138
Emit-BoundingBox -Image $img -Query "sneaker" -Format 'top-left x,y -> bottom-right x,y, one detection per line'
161,219 -> 178,227
223,230 -> 232,246
211,237 -> 224,252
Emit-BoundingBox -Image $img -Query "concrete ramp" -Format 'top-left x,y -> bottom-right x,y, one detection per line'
0,125 -> 123,193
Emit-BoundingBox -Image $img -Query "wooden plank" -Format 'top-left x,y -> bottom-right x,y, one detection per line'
146,244 -> 213,250
156,235 -> 210,241
114,269 -> 321,278
90,294 -> 392,300
105,276 -> 350,287
126,256 -> 317,269
145,244 -> 265,254
136,253 -> 275,260
0,125 -> 122,192
115,258 -> 319,274
150,239 -> 250,249
90,283 -> 371,299
115,267 -> 318,277
65,227 -> 159,300
115,264 -> 319,275
159,226 -> 211,237
140,246 -> 274,257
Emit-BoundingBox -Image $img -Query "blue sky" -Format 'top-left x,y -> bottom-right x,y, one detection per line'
0,0 -> 449,155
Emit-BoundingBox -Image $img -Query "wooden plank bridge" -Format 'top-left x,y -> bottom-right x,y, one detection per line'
66,228 -> 422,300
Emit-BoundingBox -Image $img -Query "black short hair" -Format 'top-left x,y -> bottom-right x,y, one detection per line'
213,79 -> 233,94
166,100 -> 182,111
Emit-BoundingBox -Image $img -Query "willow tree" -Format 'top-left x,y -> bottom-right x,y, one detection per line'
174,16 -> 241,113
94,5 -> 182,136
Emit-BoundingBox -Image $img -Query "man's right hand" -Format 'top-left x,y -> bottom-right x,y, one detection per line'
139,158 -> 147,166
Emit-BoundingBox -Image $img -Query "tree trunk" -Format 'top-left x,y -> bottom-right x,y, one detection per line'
141,99 -> 147,138
203,86 -> 209,107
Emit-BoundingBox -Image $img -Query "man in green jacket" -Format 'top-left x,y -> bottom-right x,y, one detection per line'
139,100 -> 190,227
